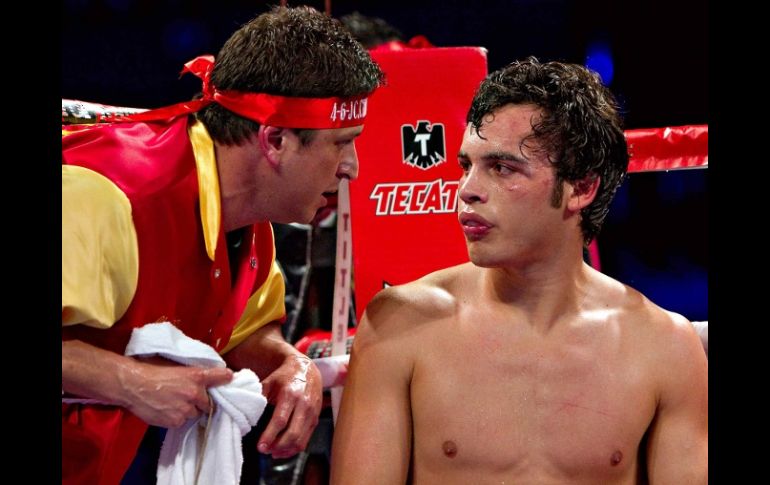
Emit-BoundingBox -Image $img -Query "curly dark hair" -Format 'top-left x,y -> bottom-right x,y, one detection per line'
466,57 -> 628,244
197,6 -> 384,146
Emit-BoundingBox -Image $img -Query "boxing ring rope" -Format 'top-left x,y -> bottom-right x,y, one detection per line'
62,104 -> 710,175
626,125 -> 708,172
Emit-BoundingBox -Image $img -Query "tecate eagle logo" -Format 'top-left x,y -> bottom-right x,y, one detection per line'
401,121 -> 446,170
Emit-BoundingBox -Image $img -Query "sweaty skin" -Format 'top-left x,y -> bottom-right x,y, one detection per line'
331,104 -> 707,484
333,264 -> 707,484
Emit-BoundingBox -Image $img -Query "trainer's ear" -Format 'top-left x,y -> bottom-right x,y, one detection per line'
566,174 -> 600,212
257,125 -> 290,168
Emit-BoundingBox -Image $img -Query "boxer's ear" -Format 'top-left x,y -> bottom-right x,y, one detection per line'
257,125 -> 292,168
566,174 -> 600,212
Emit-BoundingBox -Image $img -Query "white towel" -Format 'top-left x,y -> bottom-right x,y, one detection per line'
125,322 -> 267,485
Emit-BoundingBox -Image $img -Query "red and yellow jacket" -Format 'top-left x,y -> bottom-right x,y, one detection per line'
62,116 -> 284,484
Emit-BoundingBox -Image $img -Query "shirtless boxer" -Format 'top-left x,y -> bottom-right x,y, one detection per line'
331,57 -> 707,484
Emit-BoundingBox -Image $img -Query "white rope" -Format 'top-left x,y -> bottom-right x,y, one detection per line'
330,179 -> 353,424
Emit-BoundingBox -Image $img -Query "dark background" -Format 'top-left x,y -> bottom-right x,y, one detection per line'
62,0 -> 707,129
62,0 -> 708,321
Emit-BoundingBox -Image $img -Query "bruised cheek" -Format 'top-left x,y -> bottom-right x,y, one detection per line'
507,177 -> 555,197
495,181 -> 530,201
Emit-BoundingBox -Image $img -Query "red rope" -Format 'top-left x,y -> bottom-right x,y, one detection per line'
626,125 -> 708,173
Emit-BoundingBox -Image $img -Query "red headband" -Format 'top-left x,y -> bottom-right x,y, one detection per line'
103,55 -> 370,129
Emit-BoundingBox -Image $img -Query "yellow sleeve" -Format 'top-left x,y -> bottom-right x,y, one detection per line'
62,165 -> 139,328
221,258 -> 286,354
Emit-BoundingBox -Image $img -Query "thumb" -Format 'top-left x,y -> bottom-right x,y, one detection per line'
202,367 -> 234,387
260,374 -> 276,401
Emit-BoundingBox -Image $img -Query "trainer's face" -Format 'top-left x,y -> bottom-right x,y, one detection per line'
282,125 -> 363,223
457,103 -> 566,268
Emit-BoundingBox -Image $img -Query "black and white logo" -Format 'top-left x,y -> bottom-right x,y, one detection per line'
401,121 -> 446,170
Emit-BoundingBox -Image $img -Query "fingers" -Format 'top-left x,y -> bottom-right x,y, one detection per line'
147,397 -> 202,429
191,388 -> 212,415
126,362 -> 235,429
257,390 -> 321,458
189,367 -> 231,413
201,367 -> 234,387
257,394 -> 297,454
267,405 -> 318,459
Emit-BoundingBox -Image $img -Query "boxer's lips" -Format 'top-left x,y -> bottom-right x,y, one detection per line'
459,212 -> 492,238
